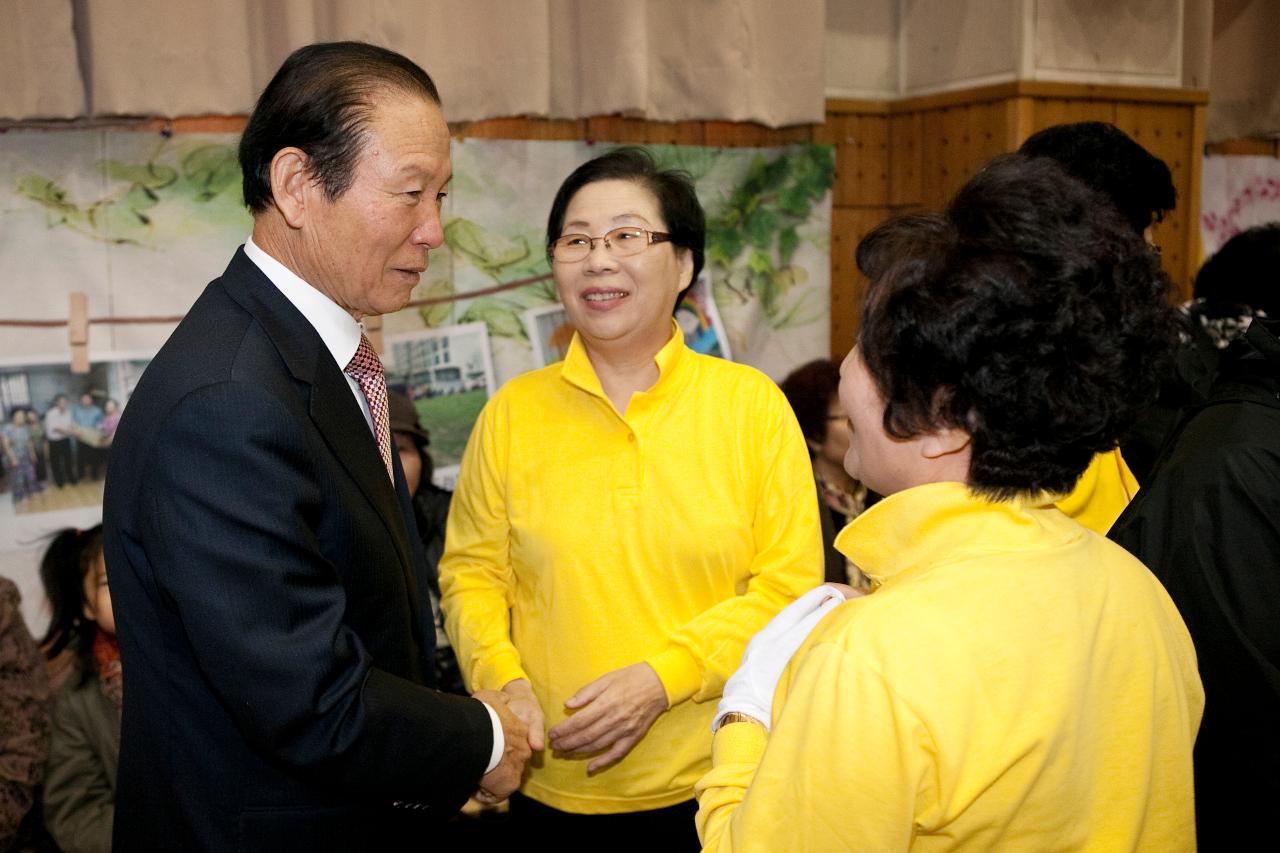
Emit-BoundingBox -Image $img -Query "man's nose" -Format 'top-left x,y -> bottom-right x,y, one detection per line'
413,204 -> 445,249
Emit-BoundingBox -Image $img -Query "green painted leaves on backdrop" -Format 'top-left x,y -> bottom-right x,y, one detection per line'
15,138 -> 244,246
706,144 -> 833,329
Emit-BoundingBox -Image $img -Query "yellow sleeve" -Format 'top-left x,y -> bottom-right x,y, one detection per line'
1053,448 -> 1139,534
646,390 -> 824,706
696,641 -> 930,852
694,721 -> 768,850
438,395 -> 527,692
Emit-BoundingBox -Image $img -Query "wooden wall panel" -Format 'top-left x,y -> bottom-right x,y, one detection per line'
962,100 -> 1010,181
451,117 -> 583,140
830,84 -> 1203,349
1003,97 -> 1036,150
584,116 -> 718,145
163,116 -> 248,133
825,107 -> 894,357
584,115 -> 653,143
921,106 -> 993,209
919,109 -> 949,209
1029,98 -> 1117,134
635,121 -> 707,146
888,112 -> 923,208
817,114 -> 889,208
703,121 -> 812,147
1114,102 -> 1197,296
830,207 -> 891,356
1205,138 -> 1280,156
1188,104 -> 1206,286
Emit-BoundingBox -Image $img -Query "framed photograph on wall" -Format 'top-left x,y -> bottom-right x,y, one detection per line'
384,322 -> 497,491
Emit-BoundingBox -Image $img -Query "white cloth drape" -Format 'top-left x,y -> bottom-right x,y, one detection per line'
0,0 -> 825,127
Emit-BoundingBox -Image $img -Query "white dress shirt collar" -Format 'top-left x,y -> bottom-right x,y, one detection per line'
243,237 -> 362,371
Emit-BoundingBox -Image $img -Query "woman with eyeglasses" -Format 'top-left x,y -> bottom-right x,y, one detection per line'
439,148 -> 821,847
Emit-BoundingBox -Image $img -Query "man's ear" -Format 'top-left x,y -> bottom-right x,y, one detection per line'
919,425 -> 971,460
269,147 -> 312,229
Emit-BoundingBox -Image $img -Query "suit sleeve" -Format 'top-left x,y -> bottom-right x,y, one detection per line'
645,387 -> 824,706
140,381 -> 491,805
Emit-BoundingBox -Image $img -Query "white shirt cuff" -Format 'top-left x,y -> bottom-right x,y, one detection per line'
481,701 -> 504,773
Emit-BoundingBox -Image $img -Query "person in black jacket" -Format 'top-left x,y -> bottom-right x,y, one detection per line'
1110,224 -> 1280,850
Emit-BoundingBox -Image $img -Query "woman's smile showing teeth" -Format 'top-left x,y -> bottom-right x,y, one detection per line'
550,177 -> 693,351
582,288 -> 629,305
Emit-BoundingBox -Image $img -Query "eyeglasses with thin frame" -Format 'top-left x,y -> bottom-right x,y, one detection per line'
548,227 -> 672,263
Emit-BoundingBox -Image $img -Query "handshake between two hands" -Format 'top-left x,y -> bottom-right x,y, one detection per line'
471,662 -> 671,804
469,582 -> 859,804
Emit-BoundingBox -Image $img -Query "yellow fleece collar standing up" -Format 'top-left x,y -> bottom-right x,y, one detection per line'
835,481 -> 1085,587
559,318 -> 689,401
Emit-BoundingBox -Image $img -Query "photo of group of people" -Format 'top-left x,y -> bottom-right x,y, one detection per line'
0,357 -> 147,516
384,322 -> 498,490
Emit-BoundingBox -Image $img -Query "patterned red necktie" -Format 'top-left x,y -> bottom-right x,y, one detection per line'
344,333 -> 394,483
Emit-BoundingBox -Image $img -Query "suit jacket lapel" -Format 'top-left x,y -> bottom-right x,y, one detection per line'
218,248 -> 424,642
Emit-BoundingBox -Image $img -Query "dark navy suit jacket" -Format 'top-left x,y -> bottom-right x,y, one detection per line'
104,248 -> 492,851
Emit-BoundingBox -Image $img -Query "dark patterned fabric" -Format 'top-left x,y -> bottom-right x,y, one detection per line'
345,333 -> 394,483
0,578 -> 52,850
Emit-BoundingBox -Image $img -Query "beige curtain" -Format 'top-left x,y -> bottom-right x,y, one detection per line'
0,0 -> 85,119
1,0 -> 824,127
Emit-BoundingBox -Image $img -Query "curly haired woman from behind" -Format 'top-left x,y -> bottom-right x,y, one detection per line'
697,155 -> 1203,851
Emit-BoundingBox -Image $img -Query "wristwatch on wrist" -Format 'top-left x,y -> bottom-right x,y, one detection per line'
715,711 -> 765,731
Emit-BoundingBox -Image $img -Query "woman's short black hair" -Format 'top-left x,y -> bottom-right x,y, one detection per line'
855,154 -> 1179,500
1018,121 -> 1176,237
1194,223 -> 1280,317
545,147 -> 705,301
239,41 -> 441,214
780,359 -> 841,454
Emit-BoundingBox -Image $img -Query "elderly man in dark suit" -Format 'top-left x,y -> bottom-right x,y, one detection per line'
103,42 -> 529,851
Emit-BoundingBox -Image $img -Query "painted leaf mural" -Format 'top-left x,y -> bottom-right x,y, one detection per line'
3,131 -> 831,380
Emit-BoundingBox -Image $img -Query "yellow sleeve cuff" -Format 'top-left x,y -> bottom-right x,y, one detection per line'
646,644 -> 702,707
712,718 -> 769,766
474,649 -> 527,693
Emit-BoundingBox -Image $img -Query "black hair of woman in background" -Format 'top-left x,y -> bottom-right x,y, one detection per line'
39,524 -> 120,853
